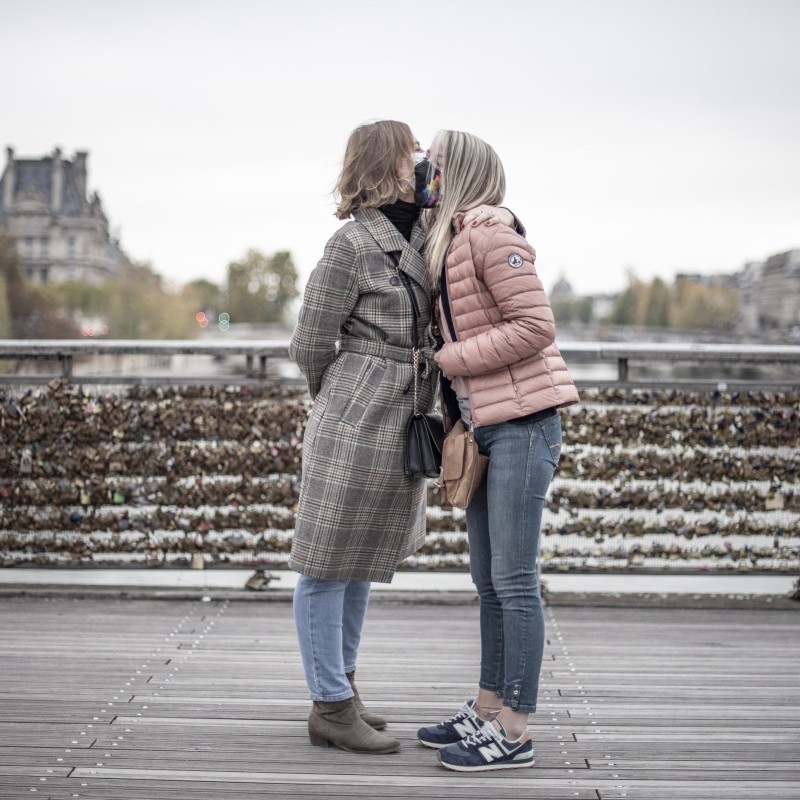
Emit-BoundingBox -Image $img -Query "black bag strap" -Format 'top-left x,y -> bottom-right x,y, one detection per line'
399,270 -> 421,350
399,270 -> 423,414
438,267 -> 458,343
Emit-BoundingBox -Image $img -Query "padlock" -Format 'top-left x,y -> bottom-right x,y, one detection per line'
19,448 -> 33,475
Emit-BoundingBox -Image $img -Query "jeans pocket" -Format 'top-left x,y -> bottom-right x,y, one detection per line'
539,413 -> 563,469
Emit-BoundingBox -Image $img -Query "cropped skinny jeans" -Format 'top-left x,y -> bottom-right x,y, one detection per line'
293,575 -> 371,702
466,408 -> 562,714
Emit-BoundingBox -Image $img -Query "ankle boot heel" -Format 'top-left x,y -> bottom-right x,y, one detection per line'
308,698 -> 401,754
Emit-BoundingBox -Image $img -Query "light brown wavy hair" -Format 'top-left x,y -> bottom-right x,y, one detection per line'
334,120 -> 415,220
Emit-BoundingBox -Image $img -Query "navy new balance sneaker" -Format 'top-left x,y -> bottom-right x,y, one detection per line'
417,699 -> 483,749
437,720 -> 534,772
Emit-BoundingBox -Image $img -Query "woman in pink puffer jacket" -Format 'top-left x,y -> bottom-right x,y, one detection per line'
415,130 -> 579,773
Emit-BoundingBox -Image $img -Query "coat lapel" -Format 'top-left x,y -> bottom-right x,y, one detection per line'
353,208 -> 432,293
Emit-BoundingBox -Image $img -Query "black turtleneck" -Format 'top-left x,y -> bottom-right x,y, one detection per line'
378,200 -> 420,241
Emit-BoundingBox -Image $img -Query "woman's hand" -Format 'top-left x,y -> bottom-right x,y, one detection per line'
458,205 -> 516,230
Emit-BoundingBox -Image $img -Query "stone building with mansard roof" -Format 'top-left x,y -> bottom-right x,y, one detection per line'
756,249 -> 800,333
0,146 -> 120,285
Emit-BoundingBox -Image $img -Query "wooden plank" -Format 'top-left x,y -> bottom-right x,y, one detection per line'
0,777 -> 598,800
1,598 -> 799,800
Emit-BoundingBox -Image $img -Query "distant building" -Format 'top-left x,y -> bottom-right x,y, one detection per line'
675,272 -> 739,290
550,275 -> 575,298
756,249 -> 800,331
0,146 -> 120,285
737,260 -> 763,335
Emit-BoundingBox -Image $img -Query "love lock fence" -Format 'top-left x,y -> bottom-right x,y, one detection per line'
0,340 -> 798,574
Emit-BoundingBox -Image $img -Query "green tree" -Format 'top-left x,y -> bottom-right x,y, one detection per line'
41,279 -> 112,319
643,277 -> 672,327
104,256 -> 198,338
1,234 -> 21,340
0,272 -> 9,339
0,234 -> 79,339
41,254 -> 199,339
671,278 -> 740,331
551,298 -> 575,324
552,297 -> 594,325
226,249 -> 299,324
575,297 -> 594,324
606,271 -> 647,325
183,278 -> 222,316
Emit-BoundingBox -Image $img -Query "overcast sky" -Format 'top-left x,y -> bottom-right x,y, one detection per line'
3,0 -> 798,298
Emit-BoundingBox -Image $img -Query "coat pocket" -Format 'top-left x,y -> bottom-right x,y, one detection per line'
327,355 -> 387,428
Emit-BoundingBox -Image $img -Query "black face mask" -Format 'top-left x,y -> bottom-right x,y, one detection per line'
414,159 -> 442,208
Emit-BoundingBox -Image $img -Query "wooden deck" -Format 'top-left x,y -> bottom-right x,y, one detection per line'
0,596 -> 798,799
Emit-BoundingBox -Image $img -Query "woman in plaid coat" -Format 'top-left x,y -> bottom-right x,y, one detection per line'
288,120 -> 517,755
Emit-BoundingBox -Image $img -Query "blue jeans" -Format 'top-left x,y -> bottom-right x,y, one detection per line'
293,575 -> 372,702
467,409 -> 562,714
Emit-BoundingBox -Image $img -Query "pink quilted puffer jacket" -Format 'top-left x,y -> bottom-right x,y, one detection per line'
435,223 -> 579,427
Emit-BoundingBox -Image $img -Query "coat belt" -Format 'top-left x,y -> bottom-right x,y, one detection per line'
338,337 -> 435,367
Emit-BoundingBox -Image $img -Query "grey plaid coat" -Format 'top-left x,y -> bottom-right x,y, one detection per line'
288,208 -> 438,583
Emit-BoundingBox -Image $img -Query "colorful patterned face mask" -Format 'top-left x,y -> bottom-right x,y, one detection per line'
414,159 -> 442,208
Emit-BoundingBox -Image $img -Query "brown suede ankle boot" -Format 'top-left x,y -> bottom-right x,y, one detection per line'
346,671 -> 388,730
308,698 -> 400,753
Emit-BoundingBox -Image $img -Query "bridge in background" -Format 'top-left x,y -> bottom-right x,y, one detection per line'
1,340 -> 798,576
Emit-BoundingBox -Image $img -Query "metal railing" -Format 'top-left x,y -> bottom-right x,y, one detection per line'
0,340 -> 290,384
2,339 -> 800,389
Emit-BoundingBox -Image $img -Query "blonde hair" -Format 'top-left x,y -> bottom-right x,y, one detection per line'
334,120 -> 415,220
422,130 -> 506,283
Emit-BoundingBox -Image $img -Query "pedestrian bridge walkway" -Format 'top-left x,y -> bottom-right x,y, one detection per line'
0,595 -> 798,799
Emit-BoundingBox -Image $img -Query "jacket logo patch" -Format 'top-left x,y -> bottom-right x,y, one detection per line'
508,253 -> 524,269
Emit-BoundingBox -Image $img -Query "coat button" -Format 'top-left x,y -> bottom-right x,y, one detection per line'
389,276 -> 400,286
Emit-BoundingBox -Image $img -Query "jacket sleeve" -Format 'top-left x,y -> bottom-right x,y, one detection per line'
288,231 -> 359,399
436,226 -> 555,378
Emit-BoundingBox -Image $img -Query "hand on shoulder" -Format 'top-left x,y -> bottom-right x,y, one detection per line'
458,205 -> 516,231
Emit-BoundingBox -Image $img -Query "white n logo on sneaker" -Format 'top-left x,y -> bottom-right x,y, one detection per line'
453,719 -> 478,738
478,742 -> 504,762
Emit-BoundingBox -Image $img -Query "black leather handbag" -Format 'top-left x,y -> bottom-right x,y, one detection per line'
405,349 -> 445,478
400,271 -> 444,479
